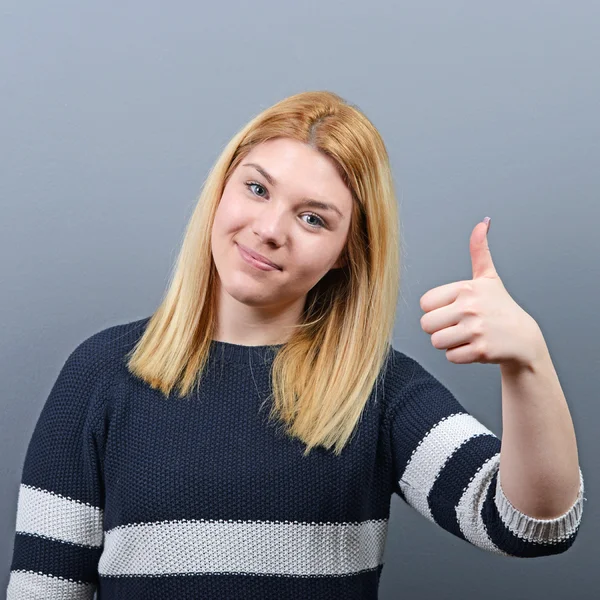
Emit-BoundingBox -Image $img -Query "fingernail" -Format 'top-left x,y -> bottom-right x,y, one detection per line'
483,216 -> 491,233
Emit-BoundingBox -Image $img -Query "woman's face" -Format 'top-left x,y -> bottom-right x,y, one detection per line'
211,137 -> 353,312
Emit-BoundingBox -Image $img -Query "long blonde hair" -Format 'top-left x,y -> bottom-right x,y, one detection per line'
126,90 -> 402,456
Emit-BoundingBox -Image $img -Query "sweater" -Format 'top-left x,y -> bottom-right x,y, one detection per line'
7,316 -> 585,599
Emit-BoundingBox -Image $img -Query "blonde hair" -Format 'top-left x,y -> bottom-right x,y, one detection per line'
126,90 -> 402,456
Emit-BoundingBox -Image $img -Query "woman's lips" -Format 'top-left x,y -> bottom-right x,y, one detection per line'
237,243 -> 281,269
237,244 -> 280,271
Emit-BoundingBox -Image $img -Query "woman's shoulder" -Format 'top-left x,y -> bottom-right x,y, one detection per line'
66,316 -> 152,376
379,344 -> 453,416
384,344 -> 433,386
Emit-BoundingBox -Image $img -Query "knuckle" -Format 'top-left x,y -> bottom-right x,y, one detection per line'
462,301 -> 479,317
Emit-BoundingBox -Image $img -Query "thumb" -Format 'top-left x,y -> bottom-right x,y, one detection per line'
470,217 -> 497,279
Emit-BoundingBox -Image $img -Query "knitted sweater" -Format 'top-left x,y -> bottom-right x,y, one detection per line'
7,316 -> 585,599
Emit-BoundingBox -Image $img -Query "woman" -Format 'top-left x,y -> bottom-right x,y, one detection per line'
7,91 -> 584,599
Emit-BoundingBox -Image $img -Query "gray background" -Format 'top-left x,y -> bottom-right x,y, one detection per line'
1,1 -> 598,598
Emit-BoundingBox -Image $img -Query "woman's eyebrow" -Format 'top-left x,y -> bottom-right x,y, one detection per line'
241,162 -> 344,218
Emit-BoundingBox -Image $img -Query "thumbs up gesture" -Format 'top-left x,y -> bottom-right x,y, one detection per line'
419,218 -> 544,368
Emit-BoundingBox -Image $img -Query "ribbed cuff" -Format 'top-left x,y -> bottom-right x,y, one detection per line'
495,466 -> 585,543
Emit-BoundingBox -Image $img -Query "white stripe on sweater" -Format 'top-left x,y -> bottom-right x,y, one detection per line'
15,484 -> 103,547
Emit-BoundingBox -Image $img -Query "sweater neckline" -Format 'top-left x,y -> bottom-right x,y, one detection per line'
209,339 -> 285,365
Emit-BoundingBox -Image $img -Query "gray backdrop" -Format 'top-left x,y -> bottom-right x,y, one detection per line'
1,1 -> 598,598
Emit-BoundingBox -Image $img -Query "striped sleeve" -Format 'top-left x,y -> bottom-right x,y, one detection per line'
7,338 -> 112,599
387,353 -> 585,558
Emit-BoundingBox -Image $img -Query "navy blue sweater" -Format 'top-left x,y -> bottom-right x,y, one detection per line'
7,317 -> 585,599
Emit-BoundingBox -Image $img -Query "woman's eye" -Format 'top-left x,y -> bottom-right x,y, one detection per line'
244,181 -> 326,230
302,213 -> 326,229
245,182 -> 267,197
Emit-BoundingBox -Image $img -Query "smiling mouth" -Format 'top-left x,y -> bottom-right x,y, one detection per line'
237,243 -> 281,271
